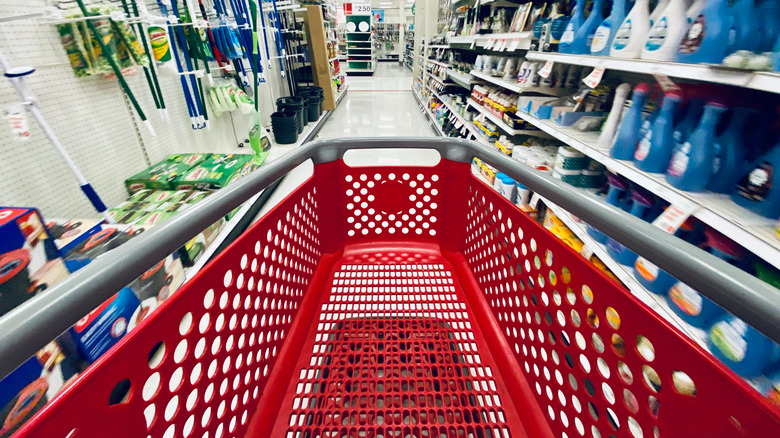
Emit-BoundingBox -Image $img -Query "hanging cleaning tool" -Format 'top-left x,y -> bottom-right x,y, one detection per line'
124,0 -> 168,120
177,3 -> 212,129
249,0 -> 272,165
156,0 -> 199,128
75,0 -> 154,135
266,0 -> 287,79
0,49 -> 113,223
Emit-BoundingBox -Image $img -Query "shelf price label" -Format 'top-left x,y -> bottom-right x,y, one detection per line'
652,73 -> 682,92
484,38 -> 496,50
538,60 -> 554,78
652,203 -> 698,234
582,66 -> 605,88
507,38 -> 521,51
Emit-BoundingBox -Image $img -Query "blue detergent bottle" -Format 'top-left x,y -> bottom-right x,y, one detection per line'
677,0 -> 732,64
709,315 -> 780,378
610,83 -> 651,160
559,0 -> 587,53
606,189 -> 654,265
757,0 -> 780,51
731,143 -> 780,219
666,100 -> 728,192
707,108 -> 755,193
672,98 -> 705,153
634,217 -> 703,294
732,0 -> 761,51
570,0 -> 607,53
587,173 -> 628,243
592,0 -> 628,55
668,228 -> 746,328
635,90 -> 684,173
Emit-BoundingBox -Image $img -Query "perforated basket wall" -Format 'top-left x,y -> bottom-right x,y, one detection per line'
463,180 -> 780,438
15,179 -> 323,438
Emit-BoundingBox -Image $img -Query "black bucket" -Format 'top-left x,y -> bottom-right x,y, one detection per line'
303,94 -> 322,121
276,97 -> 305,134
270,111 -> 299,144
297,86 -> 323,97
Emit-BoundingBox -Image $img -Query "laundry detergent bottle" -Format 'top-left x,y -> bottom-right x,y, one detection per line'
587,173 -> 628,243
559,0 -> 586,53
635,90 -> 684,173
677,0 -> 731,64
635,217 -> 702,294
641,0 -> 690,60
570,0 -> 606,53
610,83 -> 651,160
709,315 -> 780,377
611,0 -> 651,58
606,189 -> 654,265
732,0 -> 761,52
650,0 -> 671,26
592,0 -> 628,55
757,0 -> 780,52
666,100 -> 727,191
707,108 -> 755,193
731,143 -> 780,219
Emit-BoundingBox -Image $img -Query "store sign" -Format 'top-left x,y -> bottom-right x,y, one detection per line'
344,3 -> 372,15
373,9 -> 384,22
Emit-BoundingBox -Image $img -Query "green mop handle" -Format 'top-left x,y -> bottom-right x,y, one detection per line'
75,0 -> 153,135
125,0 -> 166,112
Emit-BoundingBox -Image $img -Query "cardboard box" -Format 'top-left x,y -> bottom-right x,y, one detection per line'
68,287 -> 140,363
175,154 -> 254,190
125,160 -> 193,193
46,219 -> 102,258
166,153 -> 210,167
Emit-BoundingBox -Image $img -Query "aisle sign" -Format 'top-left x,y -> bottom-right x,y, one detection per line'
344,3 -> 372,15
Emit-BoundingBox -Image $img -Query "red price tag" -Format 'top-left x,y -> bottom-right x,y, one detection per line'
538,60 -> 554,78
651,204 -> 697,234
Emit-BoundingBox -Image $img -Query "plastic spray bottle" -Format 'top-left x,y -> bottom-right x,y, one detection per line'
667,101 -> 728,191
592,0 -> 628,55
559,0 -> 586,53
635,90 -> 684,173
610,83 -> 651,160
641,0 -> 690,60
677,0 -> 731,64
611,0 -> 651,58
570,0 -> 606,54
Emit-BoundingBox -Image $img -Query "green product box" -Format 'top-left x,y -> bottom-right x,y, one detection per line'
153,202 -> 188,214
128,189 -> 157,202
110,209 -> 149,224
167,190 -> 194,204
125,160 -> 193,193
185,191 -> 210,204
175,154 -> 254,190
166,153 -> 211,167
135,211 -> 174,226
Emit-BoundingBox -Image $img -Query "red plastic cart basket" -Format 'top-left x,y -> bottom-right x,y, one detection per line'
5,138 -> 780,438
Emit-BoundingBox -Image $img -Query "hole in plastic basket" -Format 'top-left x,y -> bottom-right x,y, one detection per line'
623,389 -> 639,414
183,415 -> 195,437
65,429 -> 78,438
561,267 -> 572,284
174,339 -> 188,363
148,342 -> 166,369
618,361 -> 633,384
108,378 -> 132,406
570,310 -> 581,327
672,371 -> 697,396
642,365 -> 662,393
592,333 -> 605,353
143,372 -> 161,402
611,334 -> 626,357
592,425 -> 602,438
628,416 -> 644,438
605,307 -> 621,330
588,402 -> 599,421
566,287 -> 576,305
553,290 -> 562,306
636,336 -> 655,362
144,404 -> 156,429
584,378 -> 595,397
586,308 -> 599,329
581,285 -> 594,304
169,367 -> 184,392
575,332 -> 587,350
163,424 -> 175,438
602,382 -> 616,405
580,354 -> 592,373
607,407 -> 620,431
597,358 -> 610,378
179,312 -> 193,336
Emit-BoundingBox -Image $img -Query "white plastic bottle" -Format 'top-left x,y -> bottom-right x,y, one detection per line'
649,0 -> 670,26
641,0 -> 690,60
598,83 -> 632,149
610,0 -> 651,58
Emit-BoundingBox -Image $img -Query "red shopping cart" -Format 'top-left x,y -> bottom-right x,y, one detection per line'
3,138 -> 780,438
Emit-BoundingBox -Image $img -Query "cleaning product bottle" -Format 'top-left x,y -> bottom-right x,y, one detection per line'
591,0 -> 628,55
757,0 -> 780,52
587,173 -> 628,243
635,217 -> 703,294
598,83 -> 632,149
606,189 -> 655,265
732,143 -> 780,219
649,0 -> 671,26
610,0 -> 651,58
610,83 -> 651,160
672,98 -> 704,154
707,108 -> 755,193
666,100 -> 728,191
635,90 -> 684,173
709,315 -> 780,377
677,0 -> 731,64
570,0 -> 606,54
668,228 -> 746,328
641,0 -> 690,60
559,0 -> 586,53
731,0 -> 761,52
636,95 -> 661,158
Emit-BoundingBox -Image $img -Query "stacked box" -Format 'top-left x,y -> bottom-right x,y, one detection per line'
174,154 -> 255,190
124,159 -> 193,193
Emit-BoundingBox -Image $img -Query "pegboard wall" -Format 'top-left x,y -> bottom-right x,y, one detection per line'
0,0 -> 291,219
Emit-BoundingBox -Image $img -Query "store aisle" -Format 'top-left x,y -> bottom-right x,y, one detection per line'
315,62 -> 435,139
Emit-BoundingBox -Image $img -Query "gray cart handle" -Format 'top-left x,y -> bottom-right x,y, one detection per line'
0,138 -> 777,381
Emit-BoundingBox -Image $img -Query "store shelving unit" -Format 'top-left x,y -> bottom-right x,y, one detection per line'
526,52 -> 780,94
449,31 -> 533,51
426,59 -> 450,68
446,68 -> 471,89
467,98 -> 550,137
469,70 -> 572,96
345,15 -> 375,75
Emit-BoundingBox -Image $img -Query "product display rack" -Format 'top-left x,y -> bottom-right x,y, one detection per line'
469,70 -> 572,96
446,68 -> 472,89
466,98 -> 550,137
345,15 -> 375,75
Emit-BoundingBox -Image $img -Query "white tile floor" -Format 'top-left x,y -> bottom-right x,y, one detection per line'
257,63 -> 440,218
